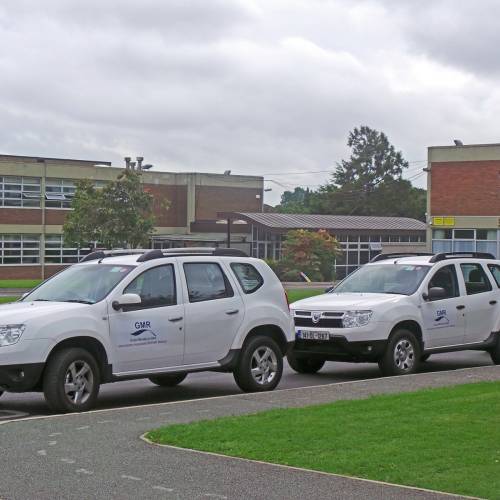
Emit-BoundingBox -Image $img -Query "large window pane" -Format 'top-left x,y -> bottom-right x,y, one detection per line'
44,234 -> 90,264
0,176 -> 41,208
0,234 -> 40,264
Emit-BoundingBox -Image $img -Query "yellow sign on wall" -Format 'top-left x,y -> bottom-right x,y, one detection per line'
432,217 -> 455,226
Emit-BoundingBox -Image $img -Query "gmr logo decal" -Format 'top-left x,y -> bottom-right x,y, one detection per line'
132,321 -> 157,338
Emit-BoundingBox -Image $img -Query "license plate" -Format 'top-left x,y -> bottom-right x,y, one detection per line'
298,330 -> 330,341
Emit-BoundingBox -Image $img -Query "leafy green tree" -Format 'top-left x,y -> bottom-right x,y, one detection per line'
276,187 -> 313,213
63,169 -> 162,249
280,229 -> 341,281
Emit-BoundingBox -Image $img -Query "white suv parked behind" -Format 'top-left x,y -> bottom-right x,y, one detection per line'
0,248 -> 293,412
288,252 -> 500,376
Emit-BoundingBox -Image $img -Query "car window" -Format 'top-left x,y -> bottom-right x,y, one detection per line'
184,262 -> 234,303
428,264 -> 459,299
460,263 -> 493,295
488,264 -> 500,287
124,264 -> 176,308
231,263 -> 264,294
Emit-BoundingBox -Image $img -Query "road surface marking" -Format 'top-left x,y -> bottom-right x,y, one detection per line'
49,432 -> 62,437
204,495 -> 227,499
76,468 -> 93,475
121,475 -> 142,481
61,458 -> 76,464
48,441 -> 57,446
37,450 -> 47,456
152,486 -> 174,492
76,425 -> 90,430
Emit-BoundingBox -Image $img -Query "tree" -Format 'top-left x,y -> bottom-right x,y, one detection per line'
280,229 -> 341,281
63,169 -> 162,249
276,187 -> 313,213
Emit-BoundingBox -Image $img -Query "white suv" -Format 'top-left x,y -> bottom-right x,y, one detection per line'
0,248 -> 293,412
288,252 -> 500,376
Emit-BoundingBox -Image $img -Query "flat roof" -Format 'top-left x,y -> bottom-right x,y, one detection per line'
218,212 -> 426,232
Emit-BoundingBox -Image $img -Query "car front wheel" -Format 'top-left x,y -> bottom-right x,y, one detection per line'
149,373 -> 187,387
489,335 -> 500,365
233,336 -> 283,392
379,329 -> 421,376
287,352 -> 325,374
43,348 -> 100,413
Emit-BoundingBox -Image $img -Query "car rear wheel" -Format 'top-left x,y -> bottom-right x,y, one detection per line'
287,352 -> 325,374
149,373 -> 187,387
43,348 -> 100,413
489,335 -> 500,365
233,335 -> 283,392
379,329 -> 421,376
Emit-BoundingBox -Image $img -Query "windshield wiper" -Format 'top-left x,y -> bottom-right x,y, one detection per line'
63,299 -> 94,305
33,299 -> 53,302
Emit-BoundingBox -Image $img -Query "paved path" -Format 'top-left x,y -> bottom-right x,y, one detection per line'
2,365 -> 499,499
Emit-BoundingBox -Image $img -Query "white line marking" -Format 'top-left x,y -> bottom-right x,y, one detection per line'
60,458 -> 76,464
140,434 -> 479,500
49,432 -> 62,437
152,486 -> 174,492
204,494 -> 227,499
37,450 -> 47,456
136,416 -> 151,421
76,425 -> 90,430
1,365 -> 498,426
121,475 -> 142,481
48,441 -> 57,446
97,420 -> 113,424
75,469 -> 93,475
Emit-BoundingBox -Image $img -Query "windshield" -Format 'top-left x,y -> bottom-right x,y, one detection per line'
23,264 -> 135,304
333,264 -> 431,295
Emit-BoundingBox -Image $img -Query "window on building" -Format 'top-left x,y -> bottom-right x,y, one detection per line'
44,235 -> 91,264
0,176 -> 41,208
45,179 -> 76,208
0,234 -> 40,264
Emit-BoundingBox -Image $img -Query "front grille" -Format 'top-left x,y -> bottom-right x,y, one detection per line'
294,317 -> 343,328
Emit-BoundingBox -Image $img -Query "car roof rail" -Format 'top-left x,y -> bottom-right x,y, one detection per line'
429,252 -> 496,263
79,249 -> 149,263
370,252 -> 433,263
136,247 -> 249,262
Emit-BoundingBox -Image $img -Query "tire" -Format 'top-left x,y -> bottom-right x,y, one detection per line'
43,348 -> 100,413
287,352 -> 325,374
490,336 -> 500,365
0,391 -> 3,399
149,373 -> 187,387
421,354 -> 431,362
233,336 -> 283,392
378,329 -> 421,376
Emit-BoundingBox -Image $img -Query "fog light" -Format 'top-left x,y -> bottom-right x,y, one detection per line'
367,345 -> 373,352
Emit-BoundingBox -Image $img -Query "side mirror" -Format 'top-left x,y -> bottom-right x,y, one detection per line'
423,287 -> 446,301
112,293 -> 142,311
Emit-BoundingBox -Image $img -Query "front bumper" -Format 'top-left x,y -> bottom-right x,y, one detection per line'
0,363 -> 45,392
292,335 -> 387,362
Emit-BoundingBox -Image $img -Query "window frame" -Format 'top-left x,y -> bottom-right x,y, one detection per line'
0,176 -> 41,208
426,264 -> 460,301
230,262 -> 264,294
0,234 -> 40,265
460,263 -> 493,295
183,262 -> 234,303
487,264 -> 500,288
122,264 -> 177,311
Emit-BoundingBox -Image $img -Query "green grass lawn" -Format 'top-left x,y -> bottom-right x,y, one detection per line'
0,296 -> 18,304
0,279 -> 41,289
286,288 -> 325,303
148,382 -> 500,499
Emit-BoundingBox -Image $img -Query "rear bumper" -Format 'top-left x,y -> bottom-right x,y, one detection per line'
0,363 -> 44,392
292,336 -> 387,362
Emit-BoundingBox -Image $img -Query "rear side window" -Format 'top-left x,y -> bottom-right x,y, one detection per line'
231,263 -> 264,294
124,264 -> 176,308
488,264 -> 500,287
460,263 -> 493,295
184,263 -> 234,303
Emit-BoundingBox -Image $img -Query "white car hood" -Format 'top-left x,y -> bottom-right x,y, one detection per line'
0,300 -> 91,323
291,292 -> 404,311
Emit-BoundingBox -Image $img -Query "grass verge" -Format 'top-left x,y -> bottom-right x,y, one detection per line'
0,279 -> 41,289
286,288 -> 324,303
0,296 -> 18,304
147,381 -> 500,499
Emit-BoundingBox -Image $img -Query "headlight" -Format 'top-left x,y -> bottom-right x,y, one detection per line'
342,311 -> 373,328
0,324 -> 26,347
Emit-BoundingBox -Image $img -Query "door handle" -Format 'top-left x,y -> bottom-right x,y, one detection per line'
490,300 -> 497,305
168,316 -> 183,322
456,305 -> 465,310
225,309 -> 239,315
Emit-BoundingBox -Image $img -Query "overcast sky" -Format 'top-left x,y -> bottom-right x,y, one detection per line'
1,0 -> 499,205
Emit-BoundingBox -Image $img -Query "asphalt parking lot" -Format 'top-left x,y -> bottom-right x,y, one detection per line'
0,350 -> 493,419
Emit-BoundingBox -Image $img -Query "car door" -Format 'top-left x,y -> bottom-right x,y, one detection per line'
107,263 -> 185,374
460,262 -> 497,344
421,264 -> 466,348
181,260 -> 245,365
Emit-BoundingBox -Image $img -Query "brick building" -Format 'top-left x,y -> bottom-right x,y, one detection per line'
0,154 -> 263,279
428,143 -> 500,257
